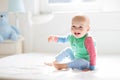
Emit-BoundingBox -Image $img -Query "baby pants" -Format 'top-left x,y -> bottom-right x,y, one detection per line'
55,47 -> 90,70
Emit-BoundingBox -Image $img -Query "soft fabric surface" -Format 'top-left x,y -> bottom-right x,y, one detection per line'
0,53 -> 120,80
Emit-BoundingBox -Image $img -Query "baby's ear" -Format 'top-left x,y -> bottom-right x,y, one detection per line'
87,26 -> 90,31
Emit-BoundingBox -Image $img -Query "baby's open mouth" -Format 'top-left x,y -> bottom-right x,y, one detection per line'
74,32 -> 81,36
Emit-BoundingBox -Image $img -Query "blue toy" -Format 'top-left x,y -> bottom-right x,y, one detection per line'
0,12 -> 20,42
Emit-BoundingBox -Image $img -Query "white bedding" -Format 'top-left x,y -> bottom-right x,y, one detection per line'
0,53 -> 120,80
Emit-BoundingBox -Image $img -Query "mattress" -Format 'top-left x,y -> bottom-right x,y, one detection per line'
0,53 -> 120,80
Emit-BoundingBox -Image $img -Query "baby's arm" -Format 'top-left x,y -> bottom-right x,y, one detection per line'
85,37 -> 96,70
48,35 -> 68,43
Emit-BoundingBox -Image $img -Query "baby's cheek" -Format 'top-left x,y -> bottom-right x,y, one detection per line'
71,30 -> 74,33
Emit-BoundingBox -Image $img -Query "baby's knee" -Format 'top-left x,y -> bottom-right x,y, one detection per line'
64,47 -> 73,53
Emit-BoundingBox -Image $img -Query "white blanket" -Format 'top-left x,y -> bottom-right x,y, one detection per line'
0,53 -> 120,80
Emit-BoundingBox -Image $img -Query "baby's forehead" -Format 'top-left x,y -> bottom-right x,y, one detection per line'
72,16 -> 89,21
72,22 -> 87,27
72,15 -> 90,25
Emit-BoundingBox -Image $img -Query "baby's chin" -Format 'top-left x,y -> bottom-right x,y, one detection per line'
73,34 -> 83,38
74,36 -> 82,38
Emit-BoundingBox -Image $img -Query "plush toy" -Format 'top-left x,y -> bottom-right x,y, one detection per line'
0,12 -> 20,42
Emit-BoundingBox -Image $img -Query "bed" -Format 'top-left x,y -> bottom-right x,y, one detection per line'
0,53 -> 120,80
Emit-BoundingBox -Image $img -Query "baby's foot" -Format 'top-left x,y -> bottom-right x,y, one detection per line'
53,62 -> 68,70
53,62 -> 62,70
82,68 -> 90,72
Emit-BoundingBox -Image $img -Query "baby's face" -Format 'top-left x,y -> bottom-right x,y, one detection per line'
71,20 -> 90,38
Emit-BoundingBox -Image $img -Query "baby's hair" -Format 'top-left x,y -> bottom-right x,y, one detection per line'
72,15 -> 90,26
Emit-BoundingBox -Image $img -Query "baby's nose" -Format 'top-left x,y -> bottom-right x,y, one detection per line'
75,29 -> 80,31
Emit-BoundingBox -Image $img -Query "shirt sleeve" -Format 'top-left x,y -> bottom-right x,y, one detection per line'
85,37 -> 96,66
57,35 -> 69,43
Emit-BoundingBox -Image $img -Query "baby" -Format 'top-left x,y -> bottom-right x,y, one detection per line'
45,15 -> 96,71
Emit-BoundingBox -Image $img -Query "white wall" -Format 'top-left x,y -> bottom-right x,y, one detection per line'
0,0 -> 8,12
24,0 -> 40,14
102,0 -> 120,12
32,0 -> 120,54
32,12 -> 120,55
1,0 -> 120,55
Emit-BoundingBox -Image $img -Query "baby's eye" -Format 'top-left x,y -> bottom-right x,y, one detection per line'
79,26 -> 83,29
72,26 -> 76,28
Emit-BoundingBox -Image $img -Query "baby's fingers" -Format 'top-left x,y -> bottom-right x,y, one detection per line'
48,36 -> 53,42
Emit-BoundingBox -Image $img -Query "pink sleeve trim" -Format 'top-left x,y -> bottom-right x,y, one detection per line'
85,37 -> 96,66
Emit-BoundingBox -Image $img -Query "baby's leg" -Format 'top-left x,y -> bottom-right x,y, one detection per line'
44,47 -> 74,67
67,59 -> 90,70
53,59 -> 90,70
55,47 -> 74,62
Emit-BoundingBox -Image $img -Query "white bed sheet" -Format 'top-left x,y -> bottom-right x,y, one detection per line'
0,53 -> 120,80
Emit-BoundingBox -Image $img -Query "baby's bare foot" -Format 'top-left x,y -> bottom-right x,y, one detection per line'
53,62 -> 62,70
53,62 -> 68,70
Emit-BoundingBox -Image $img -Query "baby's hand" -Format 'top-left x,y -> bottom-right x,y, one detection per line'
48,36 -> 58,42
